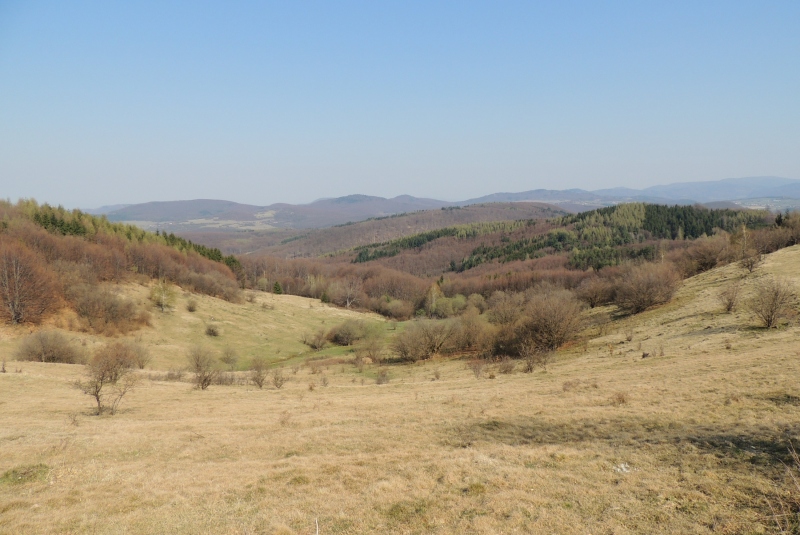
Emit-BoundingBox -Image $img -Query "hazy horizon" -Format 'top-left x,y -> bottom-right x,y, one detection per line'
2,2 -> 799,208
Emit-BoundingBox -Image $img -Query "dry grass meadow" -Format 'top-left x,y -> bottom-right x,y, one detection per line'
2,246 -> 800,534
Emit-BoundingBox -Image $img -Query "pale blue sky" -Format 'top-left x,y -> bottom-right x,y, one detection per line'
1,1 -> 798,208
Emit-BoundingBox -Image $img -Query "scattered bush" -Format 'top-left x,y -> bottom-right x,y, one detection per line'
355,337 -> 385,364
576,277 -> 614,308
205,324 -> 221,337
748,277 -> 797,328
517,288 -> 584,352
149,279 -> 176,312
468,359 -> 486,379
614,263 -> 680,314
186,346 -> 219,390
15,330 -> 83,364
520,341 -> 552,373
392,320 -> 455,362
301,329 -> 327,351
326,319 -> 367,346
220,346 -> 239,370
375,369 -> 390,384
74,342 -> 139,414
717,281 -> 741,313
186,299 -> 198,312
497,357 -> 515,374
610,392 -> 628,406
486,291 -> 524,326
272,368 -> 286,389
127,340 -> 152,369
249,357 -> 268,389
69,284 -> 148,334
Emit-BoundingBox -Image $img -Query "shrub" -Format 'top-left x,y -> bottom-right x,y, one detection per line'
355,337 -> 385,364
74,342 -> 139,414
69,284 -> 146,334
468,359 -> 486,379
450,311 -> 490,352
614,263 -> 680,314
520,341 -> 552,373
576,277 -> 614,308
326,319 -> 367,346
301,329 -> 327,351
127,340 -> 152,369
486,291 -> 524,326
747,277 -> 797,328
272,368 -> 286,389
497,357 -> 515,374
186,299 -> 198,312
517,288 -> 584,352
15,330 -> 83,364
149,279 -> 176,312
610,392 -> 628,406
392,320 -> 455,362
375,369 -> 390,384
220,346 -> 239,370
717,281 -> 741,313
186,346 -> 219,390
205,324 -> 221,337
249,357 -> 268,389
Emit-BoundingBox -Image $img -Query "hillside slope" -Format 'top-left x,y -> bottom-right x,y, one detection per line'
1,247 -> 799,533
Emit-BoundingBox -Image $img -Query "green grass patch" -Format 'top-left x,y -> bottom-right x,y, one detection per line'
0,464 -> 49,485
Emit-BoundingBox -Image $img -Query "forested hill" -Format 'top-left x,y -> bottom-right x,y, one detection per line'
348,203 -> 770,273
0,199 -> 243,326
18,200 -> 241,272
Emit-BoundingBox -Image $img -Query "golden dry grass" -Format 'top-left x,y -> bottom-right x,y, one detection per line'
1,246 -> 800,534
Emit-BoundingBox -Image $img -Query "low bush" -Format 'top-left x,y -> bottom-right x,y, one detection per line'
74,342 -> 139,414
69,284 -> 149,334
748,277 -> 797,328
326,319 -> 367,346
717,281 -> 741,313
249,357 -> 268,389
392,320 -> 455,362
186,346 -> 219,390
15,330 -> 83,364
301,329 -> 327,351
614,263 -> 681,314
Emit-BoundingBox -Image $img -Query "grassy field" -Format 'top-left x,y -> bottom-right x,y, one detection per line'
1,247 -> 800,533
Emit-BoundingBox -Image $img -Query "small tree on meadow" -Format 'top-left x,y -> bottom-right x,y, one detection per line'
149,279 -> 176,312
187,346 -> 219,390
747,277 -> 797,328
74,342 -> 139,415
249,356 -> 268,389
614,263 -> 681,314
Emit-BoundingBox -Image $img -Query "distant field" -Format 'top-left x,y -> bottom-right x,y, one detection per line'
1,246 -> 800,533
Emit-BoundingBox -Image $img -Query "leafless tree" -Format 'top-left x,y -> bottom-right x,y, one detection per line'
0,240 -> 57,324
748,277 -> 797,328
249,356 -> 268,389
614,263 -> 681,314
186,346 -> 219,390
717,281 -> 741,313
74,342 -> 139,414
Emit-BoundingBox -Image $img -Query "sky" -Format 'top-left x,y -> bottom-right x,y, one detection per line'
1,1 -> 799,208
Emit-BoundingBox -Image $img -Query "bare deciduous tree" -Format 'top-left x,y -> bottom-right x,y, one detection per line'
249,356 -> 268,389
186,346 -> 219,390
74,342 -> 139,414
717,281 -> 741,313
0,240 -> 57,324
748,277 -> 797,328
518,289 -> 584,352
614,263 -> 681,314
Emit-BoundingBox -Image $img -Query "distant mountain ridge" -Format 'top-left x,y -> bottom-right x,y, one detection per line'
96,176 -> 800,230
